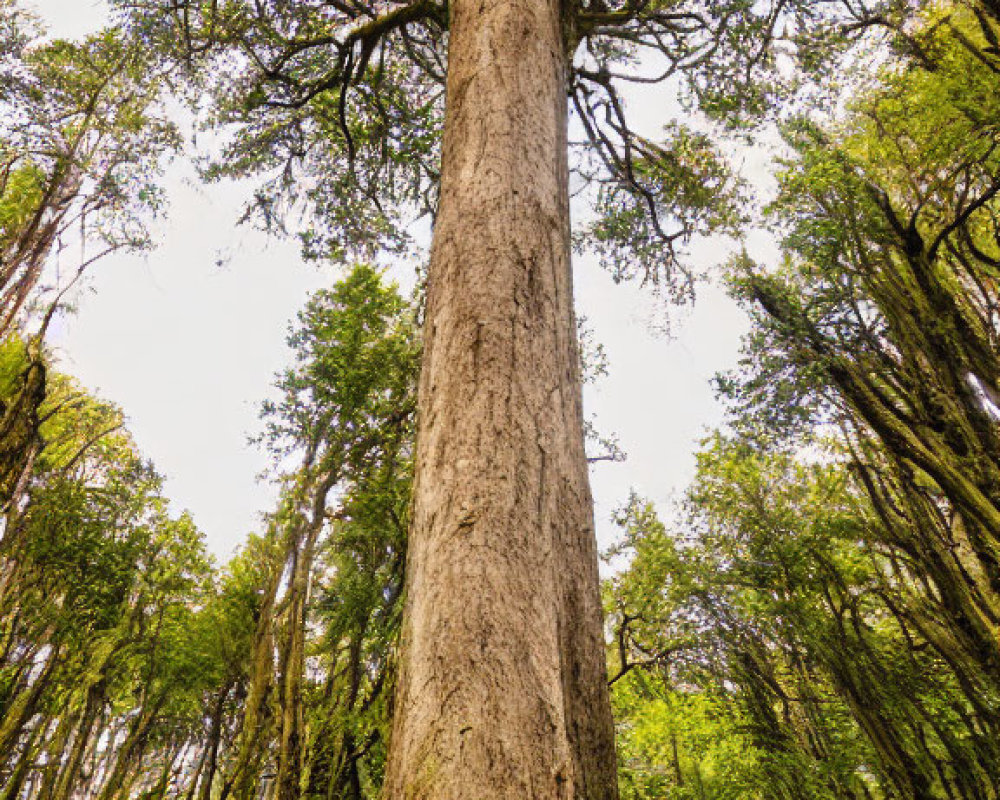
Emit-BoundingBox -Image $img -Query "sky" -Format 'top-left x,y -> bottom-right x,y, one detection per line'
28,0 -> 762,564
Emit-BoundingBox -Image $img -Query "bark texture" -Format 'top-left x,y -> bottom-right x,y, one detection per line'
384,0 -> 619,796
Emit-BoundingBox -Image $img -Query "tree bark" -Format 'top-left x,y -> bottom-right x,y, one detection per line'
197,683 -> 232,800
50,680 -> 104,800
384,0 -> 619,796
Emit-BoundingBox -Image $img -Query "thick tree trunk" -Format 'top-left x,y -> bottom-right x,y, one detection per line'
384,0 -> 618,797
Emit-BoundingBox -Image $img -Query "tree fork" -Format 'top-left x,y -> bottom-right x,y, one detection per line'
384,0 -> 619,796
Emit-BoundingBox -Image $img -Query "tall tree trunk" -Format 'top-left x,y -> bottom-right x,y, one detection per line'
0,716 -> 49,800
49,680 -> 104,800
384,0 -> 619,796
0,641 -> 60,757
95,698 -> 162,800
197,683 -> 232,800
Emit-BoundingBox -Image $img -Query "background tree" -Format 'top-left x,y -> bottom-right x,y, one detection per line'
609,439 -> 1000,799
727,0 -> 1000,691
0,263 -> 419,800
605,4 -> 1000,797
0,2 -> 176,515
0,373 -> 217,800
215,263 -> 417,800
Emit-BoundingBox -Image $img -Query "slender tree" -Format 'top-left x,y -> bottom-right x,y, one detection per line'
0,3 -> 176,519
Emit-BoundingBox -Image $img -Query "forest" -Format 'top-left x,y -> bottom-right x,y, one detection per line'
1,0 -> 999,797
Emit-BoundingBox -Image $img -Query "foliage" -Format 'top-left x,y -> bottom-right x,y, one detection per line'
0,262 -> 419,799
0,345 -> 217,800
108,0 -> 904,294
5,0 -> 1000,798
0,2 -> 177,338
607,4 -> 1000,799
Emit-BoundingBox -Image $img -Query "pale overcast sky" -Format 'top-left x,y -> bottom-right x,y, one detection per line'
30,0 -> 763,563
